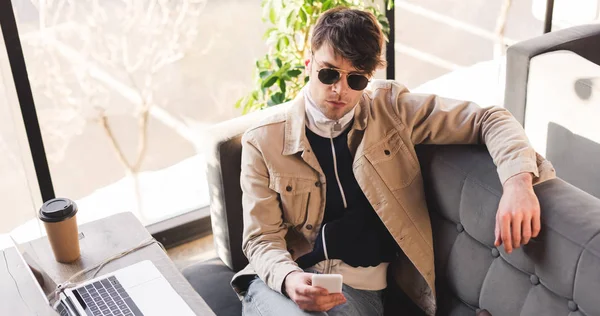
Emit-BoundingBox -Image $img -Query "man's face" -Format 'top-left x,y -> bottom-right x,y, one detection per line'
307,44 -> 370,121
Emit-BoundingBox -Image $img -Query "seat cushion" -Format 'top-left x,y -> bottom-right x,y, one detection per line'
182,257 -> 241,316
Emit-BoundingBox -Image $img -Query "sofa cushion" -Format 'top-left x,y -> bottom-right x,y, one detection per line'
182,258 -> 241,316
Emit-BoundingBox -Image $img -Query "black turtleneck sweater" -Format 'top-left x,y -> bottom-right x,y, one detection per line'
295,126 -> 399,269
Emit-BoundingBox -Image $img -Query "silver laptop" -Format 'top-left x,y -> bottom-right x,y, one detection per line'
11,237 -> 196,316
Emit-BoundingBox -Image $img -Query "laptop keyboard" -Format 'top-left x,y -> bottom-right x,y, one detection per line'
56,301 -> 71,316
75,276 -> 143,316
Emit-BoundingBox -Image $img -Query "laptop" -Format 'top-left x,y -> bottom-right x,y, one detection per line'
11,237 -> 196,316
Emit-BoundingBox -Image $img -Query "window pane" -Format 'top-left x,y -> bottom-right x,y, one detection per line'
393,0 -> 599,102
0,30 -> 43,239
11,0 -> 265,226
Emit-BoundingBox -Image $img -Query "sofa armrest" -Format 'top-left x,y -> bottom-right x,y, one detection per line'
417,145 -> 600,315
504,23 -> 600,125
205,105 -> 285,272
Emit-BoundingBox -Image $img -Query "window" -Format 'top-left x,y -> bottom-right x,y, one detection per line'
392,0 -> 599,94
4,0 -> 266,235
0,32 -> 42,239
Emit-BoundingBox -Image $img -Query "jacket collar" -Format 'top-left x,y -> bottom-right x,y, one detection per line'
282,89 -> 369,156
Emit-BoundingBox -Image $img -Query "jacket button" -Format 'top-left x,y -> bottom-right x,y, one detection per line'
315,181 -> 321,187
384,149 -> 391,155
306,224 -> 313,230
456,223 -> 464,233
530,275 -> 540,285
286,185 -> 292,192
568,301 -> 578,312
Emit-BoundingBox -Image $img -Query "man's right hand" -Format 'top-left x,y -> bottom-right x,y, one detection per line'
283,271 -> 346,312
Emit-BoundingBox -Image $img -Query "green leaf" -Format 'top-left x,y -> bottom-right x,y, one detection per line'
263,27 -> 278,40
322,0 -> 333,11
387,0 -> 395,10
379,19 -> 390,30
261,0 -> 272,21
276,58 -> 282,68
279,79 -> 286,94
269,7 -> 276,24
305,76 -> 310,83
262,75 -> 279,89
279,63 -> 291,73
287,69 -> 302,77
271,92 -> 285,105
259,71 -> 272,79
276,38 -> 286,51
286,10 -> 295,28
303,4 -> 314,15
235,97 -> 243,109
299,8 -> 307,23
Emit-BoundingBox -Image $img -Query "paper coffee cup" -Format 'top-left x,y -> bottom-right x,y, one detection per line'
38,198 -> 81,263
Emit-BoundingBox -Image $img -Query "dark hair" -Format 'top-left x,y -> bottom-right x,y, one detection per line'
311,7 -> 386,75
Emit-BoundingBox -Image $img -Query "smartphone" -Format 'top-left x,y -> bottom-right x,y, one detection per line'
311,274 -> 343,294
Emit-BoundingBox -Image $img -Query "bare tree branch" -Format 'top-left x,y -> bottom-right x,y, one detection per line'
100,113 -> 133,171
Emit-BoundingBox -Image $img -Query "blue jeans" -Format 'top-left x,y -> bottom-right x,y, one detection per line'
242,277 -> 384,316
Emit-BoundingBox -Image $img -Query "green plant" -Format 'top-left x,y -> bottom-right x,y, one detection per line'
236,0 -> 394,114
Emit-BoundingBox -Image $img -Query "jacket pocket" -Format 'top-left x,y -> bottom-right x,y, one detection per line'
269,175 -> 314,226
364,130 -> 419,190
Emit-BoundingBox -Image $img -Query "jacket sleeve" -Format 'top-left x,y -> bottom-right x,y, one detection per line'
391,82 -> 555,185
240,133 -> 302,294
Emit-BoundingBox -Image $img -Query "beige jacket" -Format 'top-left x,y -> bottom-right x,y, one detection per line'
231,80 -> 555,314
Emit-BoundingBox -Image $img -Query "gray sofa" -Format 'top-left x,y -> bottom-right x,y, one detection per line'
504,23 -> 600,199
182,106 -> 600,315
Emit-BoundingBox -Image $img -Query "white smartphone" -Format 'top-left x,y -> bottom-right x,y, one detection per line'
311,274 -> 343,294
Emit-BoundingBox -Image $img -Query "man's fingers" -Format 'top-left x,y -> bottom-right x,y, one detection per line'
501,214 -> 513,253
494,218 -> 501,247
532,210 -> 541,238
521,213 -> 532,245
300,293 -> 345,312
297,284 -> 326,297
313,293 -> 343,305
511,213 -> 523,249
314,294 -> 345,310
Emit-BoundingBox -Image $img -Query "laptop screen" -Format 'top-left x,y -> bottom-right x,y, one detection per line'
9,236 -> 58,305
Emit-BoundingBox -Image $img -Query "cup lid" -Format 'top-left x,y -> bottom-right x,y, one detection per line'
39,198 -> 78,223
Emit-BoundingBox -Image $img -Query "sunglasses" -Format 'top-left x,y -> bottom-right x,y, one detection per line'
313,56 -> 370,91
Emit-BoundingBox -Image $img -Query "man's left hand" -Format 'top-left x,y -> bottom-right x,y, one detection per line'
495,172 -> 540,254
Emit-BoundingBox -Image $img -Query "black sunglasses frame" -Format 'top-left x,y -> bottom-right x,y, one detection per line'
312,54 -> 370,91
316,68 -> 370,91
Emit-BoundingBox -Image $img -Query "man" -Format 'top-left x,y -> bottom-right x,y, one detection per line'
231,7 -> 555,316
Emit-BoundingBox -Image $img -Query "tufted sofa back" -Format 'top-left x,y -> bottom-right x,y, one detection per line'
418,145 -> 600,316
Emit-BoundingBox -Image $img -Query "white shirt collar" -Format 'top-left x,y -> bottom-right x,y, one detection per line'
303,85 -> 356,138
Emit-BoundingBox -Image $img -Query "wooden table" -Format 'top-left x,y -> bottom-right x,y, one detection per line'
1,212 -> 215,315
